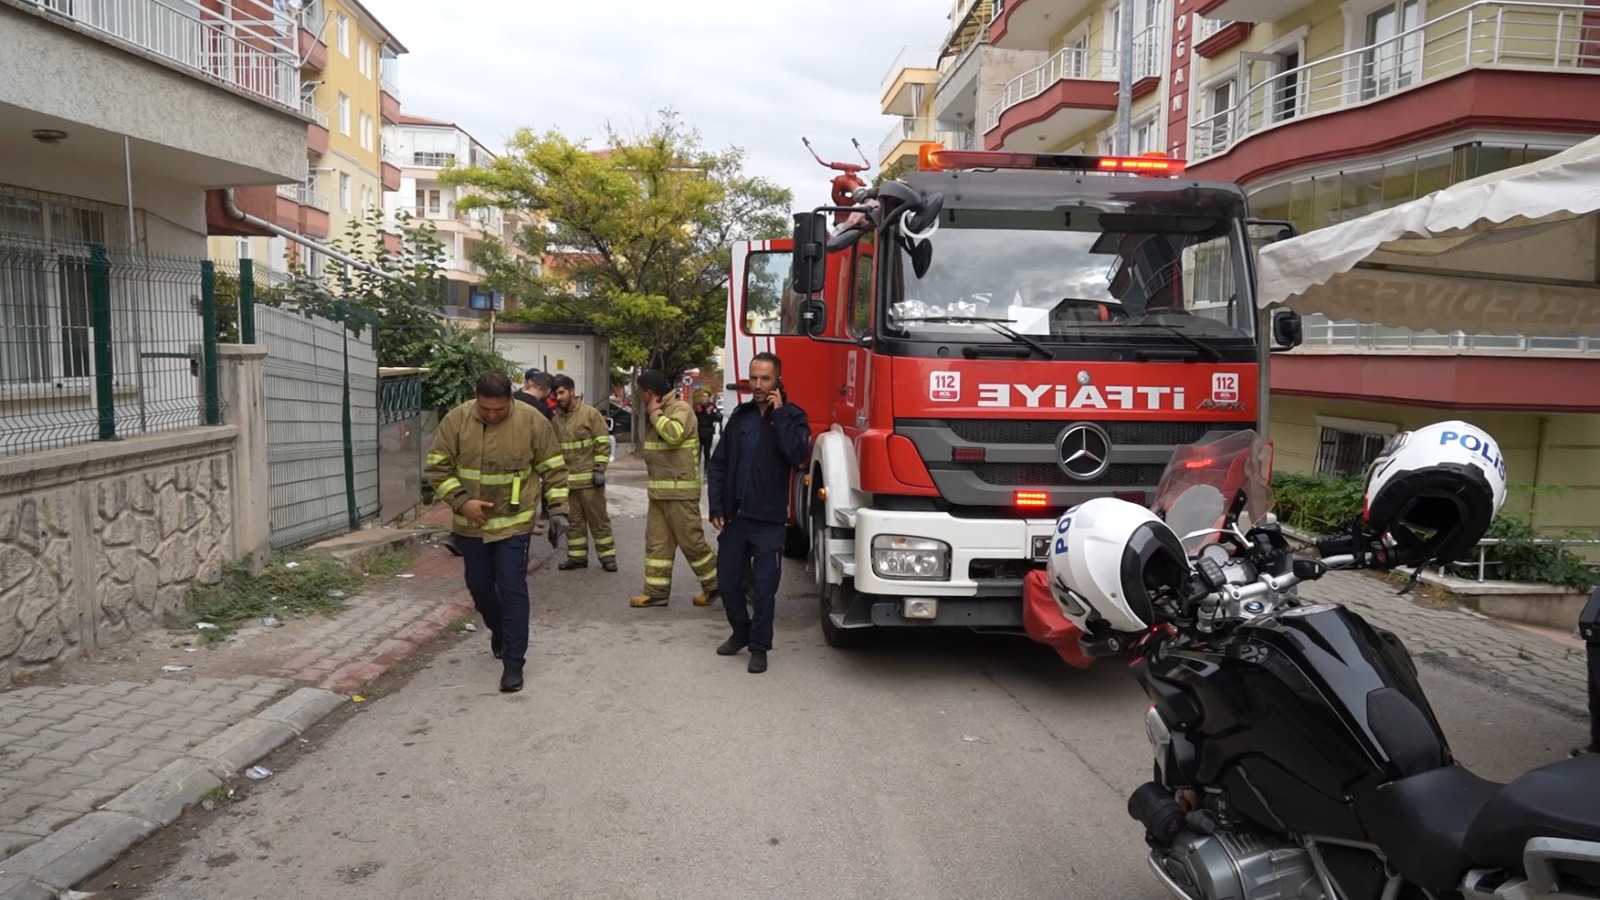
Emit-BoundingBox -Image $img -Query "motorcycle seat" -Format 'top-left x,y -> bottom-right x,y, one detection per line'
1463,753 -> 1600,880
1359,763 -> 1504,891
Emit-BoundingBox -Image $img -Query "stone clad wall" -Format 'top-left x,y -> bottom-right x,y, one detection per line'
0,428 -> 237,683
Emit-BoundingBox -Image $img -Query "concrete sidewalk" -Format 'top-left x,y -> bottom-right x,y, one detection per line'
0,533 -> 481,899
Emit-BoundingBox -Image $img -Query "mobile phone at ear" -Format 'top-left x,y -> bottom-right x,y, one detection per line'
776,378 -> 786,394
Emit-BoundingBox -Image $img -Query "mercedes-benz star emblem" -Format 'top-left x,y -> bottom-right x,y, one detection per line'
1057,423 -> 1111,482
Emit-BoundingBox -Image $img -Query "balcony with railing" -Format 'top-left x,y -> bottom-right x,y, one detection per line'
984,28 -> 1160,148
878,118 -> 978,166
1299,313 -> 1600,354
23,0 -> 300,112
1188,1 -> 1600,167
302,98 -> 329,155
882,45 -> 941,115
408,151 -> 457,169
991,0 -> 1100,49
379,144 -> 402,191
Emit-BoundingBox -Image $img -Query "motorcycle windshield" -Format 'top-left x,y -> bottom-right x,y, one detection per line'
1152,430 -> 1275,555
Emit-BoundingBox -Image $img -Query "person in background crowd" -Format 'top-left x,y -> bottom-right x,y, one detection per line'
694,389 -> 722,470
630,370 -> 719,609
551,374 -> 617,572
705,352 -> 810,674
427,371 -> 570,693
515,369 -> 557,421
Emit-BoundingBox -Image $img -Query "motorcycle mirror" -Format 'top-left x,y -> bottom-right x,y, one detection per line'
1292,558 -> 1329,582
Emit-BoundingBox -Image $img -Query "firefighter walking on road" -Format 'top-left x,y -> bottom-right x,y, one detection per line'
551,374 -> 616,572
427,371 -> 570,693
631,370 -> 719,608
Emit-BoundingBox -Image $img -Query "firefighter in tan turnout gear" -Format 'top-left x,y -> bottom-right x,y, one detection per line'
427,371 -> 570,693
550,374 -> 616,572
631,370 -> 719,608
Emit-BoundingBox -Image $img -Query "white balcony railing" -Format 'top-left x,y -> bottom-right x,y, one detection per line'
879,118 -> 978,161
26,0 -> 300,112
410,152 -> 456,168
882,45 -> 940,91
984,26 -> 1161,133
380,48 -> 401,98
301,98 -> 329,128
1195,15 -> 1231,42
275,183 -> 298,201
1190,0 -> 1600,161
1300,313 -> 1600,354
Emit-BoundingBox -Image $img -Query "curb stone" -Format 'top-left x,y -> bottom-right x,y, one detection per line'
0,688 -> 346,899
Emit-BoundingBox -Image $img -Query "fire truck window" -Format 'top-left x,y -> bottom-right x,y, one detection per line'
849,252 -> 873,337
744,251 -> 798,336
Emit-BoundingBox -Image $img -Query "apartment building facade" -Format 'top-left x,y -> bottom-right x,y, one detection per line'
882,0 -> 1600,532
207,0 -> 406,274
381,114 -> 532,319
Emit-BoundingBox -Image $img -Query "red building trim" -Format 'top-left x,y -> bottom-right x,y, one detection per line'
1272,353 -> 1600,412
1194,22 -> 1254,59
988,79 -> 1120,149
1185,69 -> 1600,186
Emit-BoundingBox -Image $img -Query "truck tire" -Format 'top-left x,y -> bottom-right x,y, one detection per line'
814,515 -> 866,648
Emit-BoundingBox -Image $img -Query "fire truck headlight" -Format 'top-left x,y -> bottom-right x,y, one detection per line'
870,535 -> 951,580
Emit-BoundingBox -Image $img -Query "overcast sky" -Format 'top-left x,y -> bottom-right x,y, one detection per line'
372,0 -> 949,216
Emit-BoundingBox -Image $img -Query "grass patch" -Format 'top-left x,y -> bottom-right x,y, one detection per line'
172,552 -> 363,645
360,547 -> 414,578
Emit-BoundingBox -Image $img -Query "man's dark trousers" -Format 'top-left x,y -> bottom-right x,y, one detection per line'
717,515 -> 784,652
457,533 -> 532,668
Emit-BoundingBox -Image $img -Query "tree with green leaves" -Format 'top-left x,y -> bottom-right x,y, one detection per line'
261,208 -> 514,416
440,108 -> 793,379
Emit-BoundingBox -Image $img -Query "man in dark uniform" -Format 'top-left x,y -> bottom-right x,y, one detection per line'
694,389 -> 722,469
515,369 -> 557,420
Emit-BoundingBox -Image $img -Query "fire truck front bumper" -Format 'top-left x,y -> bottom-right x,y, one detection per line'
848,508 -> 1059,629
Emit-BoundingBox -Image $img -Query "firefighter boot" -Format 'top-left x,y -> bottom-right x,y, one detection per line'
630,594 -> 668,609
693,589 -> 720,607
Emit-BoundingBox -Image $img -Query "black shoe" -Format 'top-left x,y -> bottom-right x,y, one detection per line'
747,651 -> 768,674
600,558 -> 617,573
500,668 -> 524,693
490,632 -> 504,659
444,536 -> 463,557
558,559 -> 588,570
716,635 -> 749,656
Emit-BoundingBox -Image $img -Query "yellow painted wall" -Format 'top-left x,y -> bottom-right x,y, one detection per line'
1270,394 -> 1600,534
317,0 -> 384,242
1032,2 -> 1164,153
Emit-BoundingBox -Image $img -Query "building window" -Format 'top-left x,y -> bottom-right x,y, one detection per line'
1314,417 -> 1396,477
359,113 -> 372,151
415,189 -> 441,216
340,173 -> 351,212
0,189 -> 133,385
358,38 -> 372,77
1199,79 -> 1234,155
335,12 -> 348,55
360,185 -> 373,213
338,93 -> 350,135
236,237 -> 251,259
1132,116 -> 1159,155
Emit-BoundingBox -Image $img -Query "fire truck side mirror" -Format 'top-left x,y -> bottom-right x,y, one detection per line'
802,299 -> 828,338
792,212 -> 827,297
1271,308 -> 1303,351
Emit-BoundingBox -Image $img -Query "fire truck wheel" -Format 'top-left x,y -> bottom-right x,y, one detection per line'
783,524 -> 809,559
814,518 -> 867,648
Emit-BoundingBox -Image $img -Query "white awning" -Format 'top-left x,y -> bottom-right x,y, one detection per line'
1255,134 -> 1600,337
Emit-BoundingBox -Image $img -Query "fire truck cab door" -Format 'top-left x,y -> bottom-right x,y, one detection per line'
723,239 -> 833,430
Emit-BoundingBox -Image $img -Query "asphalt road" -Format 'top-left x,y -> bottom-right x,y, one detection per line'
119,472 -> 1591,900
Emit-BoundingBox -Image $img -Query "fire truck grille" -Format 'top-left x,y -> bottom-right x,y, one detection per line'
947,420 -> 1252,446
969,462 -> 1166,487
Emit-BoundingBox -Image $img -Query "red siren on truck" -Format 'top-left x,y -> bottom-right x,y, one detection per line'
916,143 -> 1185,178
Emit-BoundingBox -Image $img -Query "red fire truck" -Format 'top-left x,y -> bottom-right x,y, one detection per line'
722,142 -> 1303,652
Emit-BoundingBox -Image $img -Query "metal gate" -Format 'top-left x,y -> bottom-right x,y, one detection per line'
259,304 -> 380,548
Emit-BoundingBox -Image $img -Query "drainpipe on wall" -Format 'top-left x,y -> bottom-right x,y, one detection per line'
1532,414 -> 1551,528
221,188 -> 400,283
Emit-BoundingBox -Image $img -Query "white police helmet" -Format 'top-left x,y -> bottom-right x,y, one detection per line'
1363,420 -> 1507,566
1046,497 -> 1191,635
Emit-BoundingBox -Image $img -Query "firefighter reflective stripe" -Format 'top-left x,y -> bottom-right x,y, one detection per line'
569,471 -> 593,486
653,413 -> 688,444
436,476 -> 464,497
690,550 -> 715,573
647,479 -> 700,491
593,435 -> 611,466
427,452 -> 450,466
560,440 -> 587,452
452,508 -> 537,532
443,466 -> 531,486
535,454 -> 565,475
644,439 -> 699,452
546,486 -> 569,502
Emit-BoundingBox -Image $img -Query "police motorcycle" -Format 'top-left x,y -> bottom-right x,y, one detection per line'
1046,421 -> 1600,900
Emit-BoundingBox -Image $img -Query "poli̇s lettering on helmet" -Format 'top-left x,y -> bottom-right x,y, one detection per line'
1362,420 -> 1507,566
1046,497 -> 1191,636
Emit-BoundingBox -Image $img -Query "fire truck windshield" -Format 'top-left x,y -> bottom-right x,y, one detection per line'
882,208 -> 1254,346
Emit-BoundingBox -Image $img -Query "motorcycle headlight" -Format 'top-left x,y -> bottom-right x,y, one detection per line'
871,535 -> 951,580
